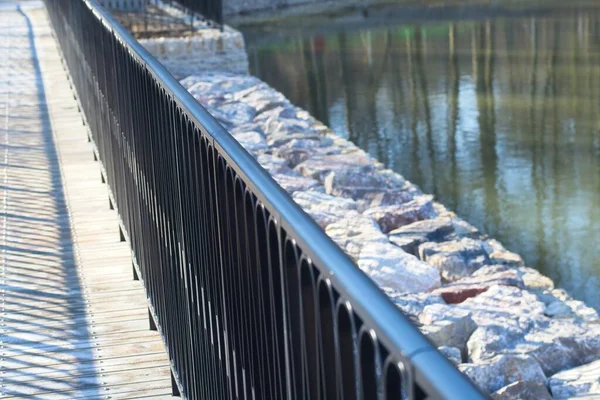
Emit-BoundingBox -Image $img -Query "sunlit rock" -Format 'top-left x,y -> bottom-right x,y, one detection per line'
255,154 -> 290,175
482,239 -> 524,267
362,195 -> 436,233
438,346 -> 462,365
516,266 -> 554,291
419,303 -> 477,351
294,151 -> 375,181
273,173 -> 322,194
549,359 -> 600,399
389,217 -> 454,255
459,354 -> 546,394
419,238 -> 489,281
292,190 -> 358,229
253,104 -> 297,122
230,128 -> 268,153
433,266 -> 525,304
460,286 -> 600,376
492,380 -> 552,400
357,242 -> 441,293
521,319 -> 600,376
385,291 -> 445,323
325,215 -> 388,261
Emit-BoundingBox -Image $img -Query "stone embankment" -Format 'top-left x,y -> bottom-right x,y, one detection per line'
141,20 -> 600,400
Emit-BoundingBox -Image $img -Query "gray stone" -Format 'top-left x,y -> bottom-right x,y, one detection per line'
322,165 -> 400,200
451,217 -> 481,238
564,300 -> 599,322
544,301 -> 575,319
363,195 -> 436,233
253,104 -> 297,122
255,154 -> 290,175
419,304 -> 477,351
292,191 -> 358,229
492,380 -> 552,400
356,190 -> 415,210
230,129 -> 267,153
295,151 -> 375,181
516,267 -> 554,291
389,217 -> 454,255
419,238 -> 490,281
183,74 -> 259,99
438,346 -> 462,365
234,83 -> 288,113
207,101 -> 256,126
433,266 -> 525,304
549,359 -> 600,399
357,242 -> 441,293
386,291 -> 445,323
461,287 -> 600,376
459,286 -> 547,360
521,320 -> 600,376
459,354 -> 547,394
483,239 -> 524,267
267,132 -> 323,148
263,116 -> 314,137
272,137 -> 337,167
273,174 -> 323,194
325,215 -> 388,261
467,325 -> 528,365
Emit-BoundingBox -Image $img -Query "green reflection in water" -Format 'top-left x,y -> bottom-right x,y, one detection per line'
244,9 -> 600,309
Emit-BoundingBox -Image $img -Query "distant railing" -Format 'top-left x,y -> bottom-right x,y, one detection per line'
44,0 -> 484,398
162,0 -> 223,25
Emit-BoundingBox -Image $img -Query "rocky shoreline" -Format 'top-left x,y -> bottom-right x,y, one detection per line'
140,14 -> 600,398
178,72 -> 600,399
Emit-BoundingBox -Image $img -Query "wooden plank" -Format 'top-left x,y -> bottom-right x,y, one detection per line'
0,4 -> 175,399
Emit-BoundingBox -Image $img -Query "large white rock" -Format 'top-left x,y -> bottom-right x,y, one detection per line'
292,191 -> 358,229
295,151 -> 375,181
273,174 -> 322,194
325,215 -> 388,261
230,128 -> 268,153
492,380 -> 552,399
520,319 -> 600,376
482,239 -> 524,267
460,286 -> 600,376
419,238 -> 490,281
461,285 -> 547,332
419,303 -> 477,350
389,217 -> 454,255
363,195 -> 436,233
459,354 -> 547,394
549,359 -> 600,399
385,291 -> 445,323
357,242 -> 441,293
438,346 -> 462,365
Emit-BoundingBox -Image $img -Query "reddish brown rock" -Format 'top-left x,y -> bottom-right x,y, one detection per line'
363,195 -> 436,233
434,286 -> 489,304
432,266 -> 525,304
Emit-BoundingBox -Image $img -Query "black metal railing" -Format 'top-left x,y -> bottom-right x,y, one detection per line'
44,0 -> 484,398
162,0 -> 223,25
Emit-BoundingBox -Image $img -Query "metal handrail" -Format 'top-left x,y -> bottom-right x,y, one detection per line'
44,0 -> 485,398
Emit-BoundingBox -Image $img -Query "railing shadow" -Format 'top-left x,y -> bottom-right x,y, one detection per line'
0,4 -> 100,397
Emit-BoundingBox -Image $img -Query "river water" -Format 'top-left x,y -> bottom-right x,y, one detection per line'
241,5 -> 600,309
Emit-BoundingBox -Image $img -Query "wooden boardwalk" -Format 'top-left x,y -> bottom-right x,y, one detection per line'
0,3 -> 174,399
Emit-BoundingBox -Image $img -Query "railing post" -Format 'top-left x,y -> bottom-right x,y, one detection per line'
149,308 -> 157,331
133,262 -> 139,281
171,370 -> 181,397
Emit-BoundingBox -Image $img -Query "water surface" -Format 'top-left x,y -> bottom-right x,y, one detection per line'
242,6 -> 600,309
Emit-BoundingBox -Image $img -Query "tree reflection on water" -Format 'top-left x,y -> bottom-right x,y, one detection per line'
245,10 -> 600,309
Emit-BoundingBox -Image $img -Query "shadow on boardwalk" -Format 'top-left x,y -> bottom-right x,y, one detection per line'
0,3 -> 100,397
